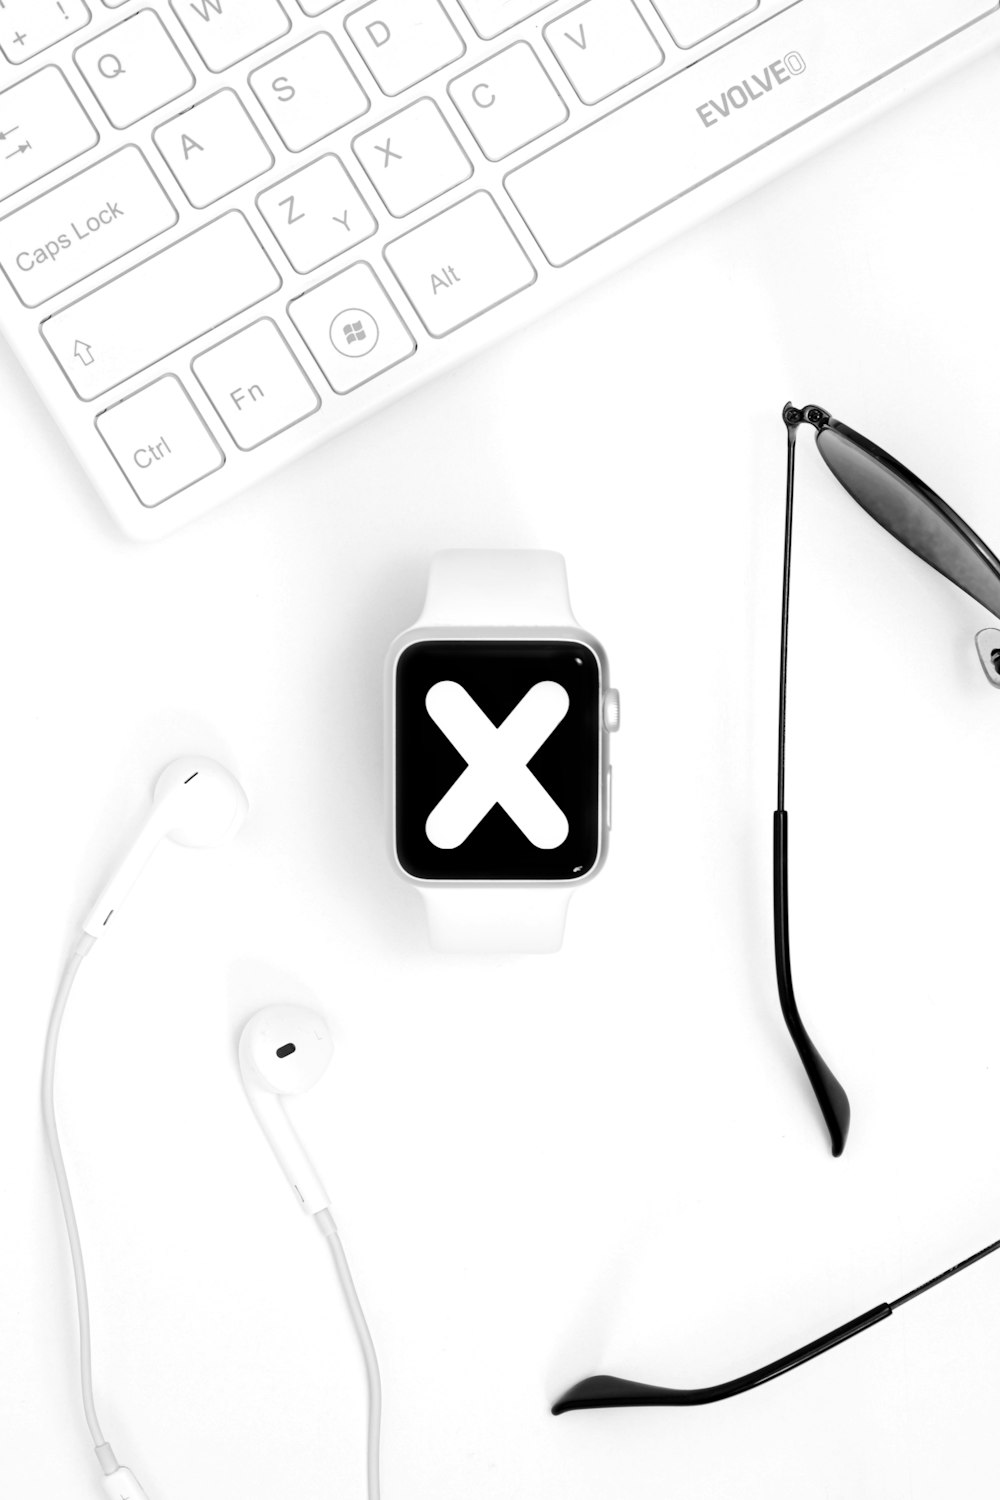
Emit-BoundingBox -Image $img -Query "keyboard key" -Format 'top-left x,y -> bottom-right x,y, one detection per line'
155,90 -> 273,207
0,67 -> 99,204
296,0 -> 339,12
75,11 -> 195,129
0,145 -> 177,307
384,191 -> 535,336
42,211 -> 281,398
249,33 -> 369,153
508,0 -> 981,266
170,0 -> 290,73
449,43 -> 568,162
193,317 -> 319,448
0,0 -> 90,64
455,1 -> 551,40
345,0 -> 465,97
652,0 -> 758,50
96,374 -> 224,507
354,98 -> 471,218
545,0 -> 663,105
257,154 -> 376,273
288,259 -> 415,393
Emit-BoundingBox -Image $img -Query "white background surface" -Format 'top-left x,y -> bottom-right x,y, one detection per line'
4,32 -> 1000,1500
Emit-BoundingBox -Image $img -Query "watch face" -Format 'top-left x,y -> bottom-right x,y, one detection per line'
394,640 -> 603,881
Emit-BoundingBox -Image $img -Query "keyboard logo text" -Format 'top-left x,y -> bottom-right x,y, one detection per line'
696,52 -> 806,129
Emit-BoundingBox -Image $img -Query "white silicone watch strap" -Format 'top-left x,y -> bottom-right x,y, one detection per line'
421,886 -> 571,955
417,550 -> 578,627
416,549 -> 577,955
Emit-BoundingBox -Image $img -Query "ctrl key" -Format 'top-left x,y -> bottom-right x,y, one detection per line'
96,376 -> 224,507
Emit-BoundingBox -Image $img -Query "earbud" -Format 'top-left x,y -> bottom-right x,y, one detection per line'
239,1005 -> 334,1214
101,1468 -> 149,1499
83,756 -> 249,937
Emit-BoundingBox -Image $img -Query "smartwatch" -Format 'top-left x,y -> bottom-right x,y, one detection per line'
386,551 -> 619,954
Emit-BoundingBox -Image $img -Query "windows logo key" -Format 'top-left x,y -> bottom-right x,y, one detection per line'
329,308 -> 379,358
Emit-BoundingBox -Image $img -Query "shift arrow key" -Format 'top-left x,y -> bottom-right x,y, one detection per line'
41,213 -> 281,400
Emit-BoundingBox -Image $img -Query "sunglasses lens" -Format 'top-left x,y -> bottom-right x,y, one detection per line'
816,424 -> 1000,619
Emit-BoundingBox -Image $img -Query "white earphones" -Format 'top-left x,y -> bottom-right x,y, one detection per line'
239,1005 -> 335,1214
83,756 -> 249,938
48,761 -> 383,1500
239,1005 -> 384,1500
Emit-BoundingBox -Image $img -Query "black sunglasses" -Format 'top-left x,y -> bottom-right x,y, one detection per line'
776,402 -> 1000,1156
552,403 -> 1000,1417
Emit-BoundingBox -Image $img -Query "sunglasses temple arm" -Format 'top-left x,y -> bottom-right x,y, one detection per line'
551,1302 -> 891,1412
777,414 -> 797,813
550,1235 -> 1000,1415
774,409 -> 851,1157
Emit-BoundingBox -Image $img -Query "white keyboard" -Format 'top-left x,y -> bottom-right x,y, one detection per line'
1,0 -> 997,537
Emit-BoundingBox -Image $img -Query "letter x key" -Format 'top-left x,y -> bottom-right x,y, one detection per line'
376,137 -> 402,167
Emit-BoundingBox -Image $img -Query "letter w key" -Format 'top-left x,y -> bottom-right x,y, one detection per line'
425,681 -> 570,850
172,0 -> 290,74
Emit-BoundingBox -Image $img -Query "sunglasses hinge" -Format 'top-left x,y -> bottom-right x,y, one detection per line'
783,402 -> 830,431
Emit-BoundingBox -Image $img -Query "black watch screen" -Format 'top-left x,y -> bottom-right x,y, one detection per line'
394,640 -> 602,881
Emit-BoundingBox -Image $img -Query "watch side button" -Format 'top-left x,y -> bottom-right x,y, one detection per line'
603,688 -> 621,733
606,767 -> 613,830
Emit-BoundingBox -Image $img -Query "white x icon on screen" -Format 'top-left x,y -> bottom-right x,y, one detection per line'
424,680 -> 570,850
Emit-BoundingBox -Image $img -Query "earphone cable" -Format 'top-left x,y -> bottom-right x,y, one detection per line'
41,933 -> 113,1462
316,1208 -> 383,1500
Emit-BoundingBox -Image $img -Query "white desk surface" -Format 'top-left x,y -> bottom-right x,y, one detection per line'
5,40 -> 1000,1500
